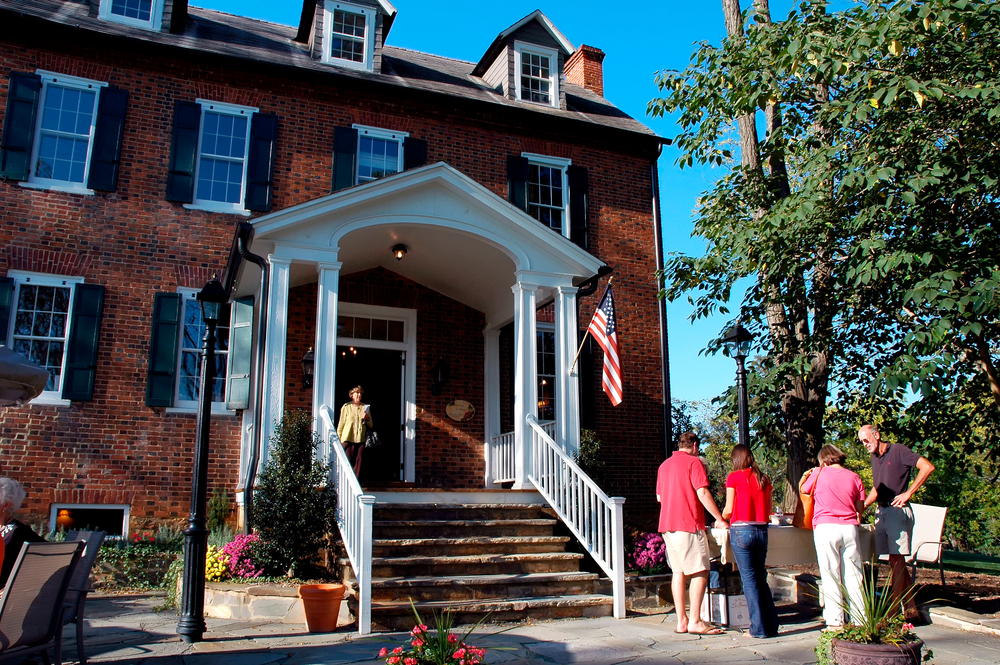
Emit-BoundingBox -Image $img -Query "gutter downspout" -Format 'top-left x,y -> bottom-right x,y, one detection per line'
651,150 -> 673,458
224,222 -> 270,535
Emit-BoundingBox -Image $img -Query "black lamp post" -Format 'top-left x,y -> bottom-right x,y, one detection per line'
722,322 -> 753,449
177,276 -> 228,644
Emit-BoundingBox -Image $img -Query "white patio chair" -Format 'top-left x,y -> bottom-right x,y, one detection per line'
878,503 -> 948,586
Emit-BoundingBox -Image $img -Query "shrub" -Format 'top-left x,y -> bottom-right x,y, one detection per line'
223,533 -> 264,579
207,487 -> 231,532
575,429 -> 605,484
250,409 -> 336,578
205,546 -> 229,582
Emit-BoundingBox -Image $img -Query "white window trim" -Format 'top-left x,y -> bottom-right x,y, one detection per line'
522,152 -> 572,238
49,503 -> 131,539
5,270 -> 85,407
536,322 -> 556,423
23,71 -> 108,195
183,99 -> 257,216
322,2 -> 376,71
165,288 -> 234,415
353,124 -> 407,184
98,0 -> 163,31
514,41 -> 560,108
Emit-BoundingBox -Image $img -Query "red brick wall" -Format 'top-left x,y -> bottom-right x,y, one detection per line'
0,19 -> 665,526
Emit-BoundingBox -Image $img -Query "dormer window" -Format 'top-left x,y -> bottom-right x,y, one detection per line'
322,2 -> 376,71
99,0 -> 163,31
515,42 -> 559,107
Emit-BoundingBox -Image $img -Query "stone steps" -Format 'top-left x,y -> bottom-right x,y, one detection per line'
342,500 -> 613,631
373,535 -> 570,557
367,571 -> 600,602
367,594 -> 614,632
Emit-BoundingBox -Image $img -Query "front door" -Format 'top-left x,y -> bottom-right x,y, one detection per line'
334,346 -> 404,483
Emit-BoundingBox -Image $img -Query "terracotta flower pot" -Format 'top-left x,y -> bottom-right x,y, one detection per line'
832,638 -> 923,665
299,583 -> 346,633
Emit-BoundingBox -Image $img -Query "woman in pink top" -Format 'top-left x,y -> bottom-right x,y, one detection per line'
799,444 -> 866,629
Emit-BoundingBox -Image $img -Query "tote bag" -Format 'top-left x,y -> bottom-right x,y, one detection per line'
792,467 -> 822,530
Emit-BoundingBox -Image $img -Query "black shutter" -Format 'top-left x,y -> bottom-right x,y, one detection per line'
507,155 -> 529,212
0,72 -> 42,181
402,136 -> 427,171
62,283 -> 105,401
331,126 -> 358,192
166,101 -> 202,202
0,277 -> 14,343
87,87 -> 129,192
244,113 -> 278,212
145,292 -> 182,407
226,296 -> 253,411
568,165 -> 590,251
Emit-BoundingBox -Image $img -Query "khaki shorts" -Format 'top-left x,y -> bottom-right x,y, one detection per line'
662,530 -> 710,576
875,504 -> 914,556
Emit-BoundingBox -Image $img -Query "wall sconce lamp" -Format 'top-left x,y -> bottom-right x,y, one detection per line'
301,347 -> 314,389
392,244 -> 408,261
431,358 -> 450,396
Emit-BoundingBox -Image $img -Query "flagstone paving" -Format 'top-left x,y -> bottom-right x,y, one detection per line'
62,593 -> 1000,664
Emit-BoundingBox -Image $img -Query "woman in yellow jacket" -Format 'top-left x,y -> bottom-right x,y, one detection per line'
336,385 -> 371,477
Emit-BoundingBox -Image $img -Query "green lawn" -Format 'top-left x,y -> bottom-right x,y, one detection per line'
938,550 -> 1000,575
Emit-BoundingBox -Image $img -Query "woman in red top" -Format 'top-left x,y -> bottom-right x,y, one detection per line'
722,445 -> 779,638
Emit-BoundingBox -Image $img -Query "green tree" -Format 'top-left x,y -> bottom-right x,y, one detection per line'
250,410 -> 336,578
649,0 -> 1000,489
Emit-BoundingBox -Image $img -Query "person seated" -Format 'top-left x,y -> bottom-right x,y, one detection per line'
0,477 -> 45,588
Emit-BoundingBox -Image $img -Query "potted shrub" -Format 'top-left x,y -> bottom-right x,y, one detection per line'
250,409 -> 341,632
816,569 -> 925,665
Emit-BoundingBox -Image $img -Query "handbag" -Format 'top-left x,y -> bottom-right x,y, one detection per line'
364,427 -> 381,449
792,466 -> 822,530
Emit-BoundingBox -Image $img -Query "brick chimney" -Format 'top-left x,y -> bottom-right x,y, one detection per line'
565,45 -> 606,97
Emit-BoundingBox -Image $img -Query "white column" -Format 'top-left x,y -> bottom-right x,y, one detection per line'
261,256 -> 291,463
483,327 -> 501,487
313,262 -> 342,460
512,281 -> 538,489
555,284 -> 580,454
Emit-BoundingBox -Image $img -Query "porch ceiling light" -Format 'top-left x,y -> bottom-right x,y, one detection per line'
392,244 -> 408,261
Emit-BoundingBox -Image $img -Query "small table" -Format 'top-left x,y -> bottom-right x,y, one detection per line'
707,524 -> 875,566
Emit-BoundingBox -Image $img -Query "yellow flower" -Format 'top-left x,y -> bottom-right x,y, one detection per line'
205,546 -> 231,582
870,98 -> 879,109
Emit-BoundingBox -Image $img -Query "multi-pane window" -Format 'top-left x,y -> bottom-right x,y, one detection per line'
338,315 -> 405,342
176,291 -> 231,407
521,52 -> 552,105
29,74 -> 104,189
330,9 -> 366,63
193,102 -> 252,211
528,164 -> 565,233
355,126 -> 405,184
99,0 -> 160,30
111,0 -> 152,22
323,3 -> 374,70
7,274 -> 80,395
537,329 -> 556,421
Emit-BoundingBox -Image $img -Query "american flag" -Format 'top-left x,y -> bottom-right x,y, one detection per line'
587,285 -> 623,406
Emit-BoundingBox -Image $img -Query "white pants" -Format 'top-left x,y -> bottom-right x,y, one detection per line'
813,523 -> 864,627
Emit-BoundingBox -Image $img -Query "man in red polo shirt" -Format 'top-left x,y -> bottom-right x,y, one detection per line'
656,431 -> 728,634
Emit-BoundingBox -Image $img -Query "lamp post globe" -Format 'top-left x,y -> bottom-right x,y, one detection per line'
177,276 -> 228,643
722,322 -> 753,449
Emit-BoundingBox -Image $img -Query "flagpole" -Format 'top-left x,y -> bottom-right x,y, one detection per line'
569,277 -> 613,375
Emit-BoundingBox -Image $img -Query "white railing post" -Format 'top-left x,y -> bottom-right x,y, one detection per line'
358,495 -> 375,635
609,496 -> 626,619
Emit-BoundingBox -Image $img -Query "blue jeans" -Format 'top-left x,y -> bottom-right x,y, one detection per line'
730,524 -> 779,637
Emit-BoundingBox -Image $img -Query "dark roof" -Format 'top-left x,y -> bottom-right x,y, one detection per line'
0,0 -> 658,140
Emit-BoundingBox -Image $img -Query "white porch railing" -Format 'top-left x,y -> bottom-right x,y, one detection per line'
319,404 -> 375,635
525,414 -> 626,618
489,421 -> 555,484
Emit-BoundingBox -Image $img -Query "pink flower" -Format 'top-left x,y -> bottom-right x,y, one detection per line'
447,633 -> 459,644
404,659 -> 417,665
378,647 -> 388,658
411,638 -> 424,648
453,648 -> 466,659
387,658 -> 399,665
902,622 -> 914,631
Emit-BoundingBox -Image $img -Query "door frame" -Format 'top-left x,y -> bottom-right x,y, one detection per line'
336,303 -> 417,482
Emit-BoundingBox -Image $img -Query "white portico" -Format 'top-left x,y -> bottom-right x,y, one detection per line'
232,162 -> 603,488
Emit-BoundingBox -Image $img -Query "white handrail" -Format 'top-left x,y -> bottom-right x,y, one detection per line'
525,413 -> 626,618
489,422 -> 555,485
319,404 -> 375,635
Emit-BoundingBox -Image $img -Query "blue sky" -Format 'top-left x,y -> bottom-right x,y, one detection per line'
194,0 -> 801,404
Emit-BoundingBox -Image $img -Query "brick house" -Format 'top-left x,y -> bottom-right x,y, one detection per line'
0,0 -> 669,540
